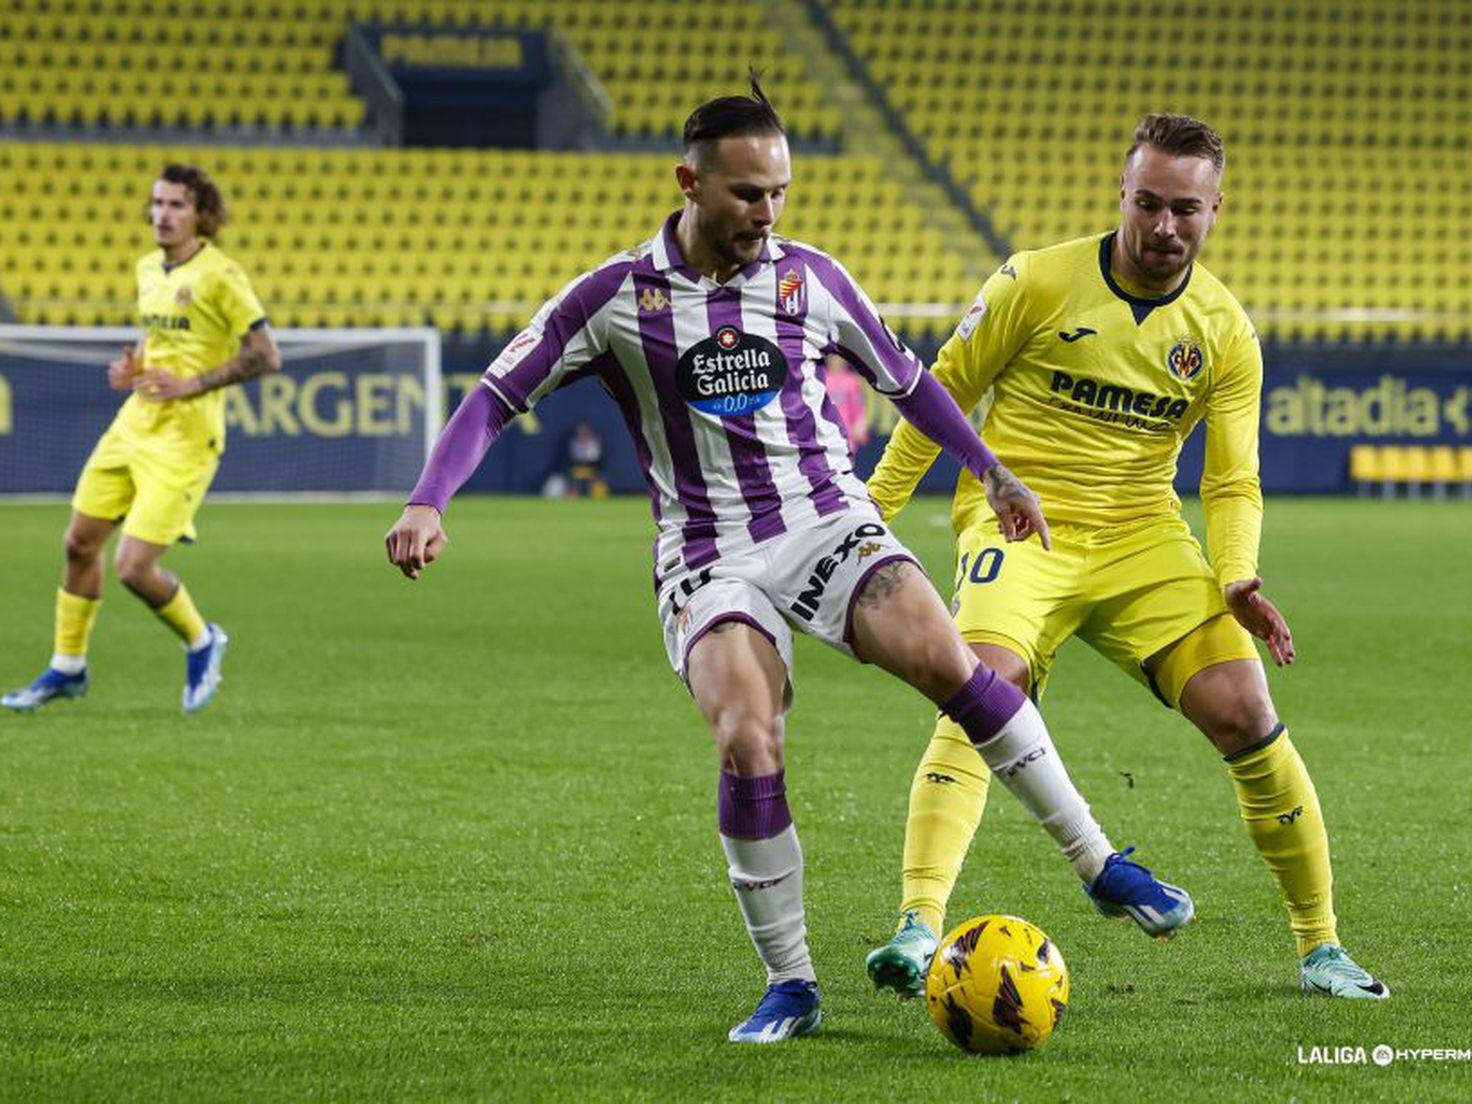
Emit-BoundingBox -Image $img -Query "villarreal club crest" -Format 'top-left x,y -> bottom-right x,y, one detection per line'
1166,337 -> 1205,382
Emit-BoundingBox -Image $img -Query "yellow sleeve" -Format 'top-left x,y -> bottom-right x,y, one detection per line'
213,261 -> 267,337
866,257 -> 1032,520
1201,323 -> 1264,586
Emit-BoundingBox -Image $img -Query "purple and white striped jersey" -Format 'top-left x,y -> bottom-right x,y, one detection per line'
480,212 -> 924,580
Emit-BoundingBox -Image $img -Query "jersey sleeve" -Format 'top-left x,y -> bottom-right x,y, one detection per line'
481,262 -> 627,412
1200,322 -> 1265,586
810,253 -> 925,397
867,256 -> 1033,520
213,260 -> 268,336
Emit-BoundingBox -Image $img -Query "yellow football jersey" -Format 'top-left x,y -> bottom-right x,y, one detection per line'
116,241 -> 266,455
868,232 -> 1263,586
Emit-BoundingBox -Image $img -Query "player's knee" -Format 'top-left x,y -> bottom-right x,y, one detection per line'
1195,694 -> 1278,754
62,527 -> 103,566
710,704 -> 783,771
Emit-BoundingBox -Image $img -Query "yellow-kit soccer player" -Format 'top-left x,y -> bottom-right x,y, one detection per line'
4,165 -> 280,715
863,116 -> 1386,1000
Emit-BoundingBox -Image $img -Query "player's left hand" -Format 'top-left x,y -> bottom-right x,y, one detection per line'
983,463 -> 1052,550
1225,577 -> 1295,666
135,368 -> 200,402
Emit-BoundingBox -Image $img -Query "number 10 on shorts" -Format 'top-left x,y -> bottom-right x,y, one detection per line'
956,548 -> 1004,587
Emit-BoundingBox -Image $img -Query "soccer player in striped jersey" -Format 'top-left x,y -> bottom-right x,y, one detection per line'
387,79 -> 1195,1043
3,165 -> 280,715
864,115 -> 1386,1000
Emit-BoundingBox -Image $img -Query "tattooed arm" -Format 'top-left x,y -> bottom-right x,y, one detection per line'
136,324 -> 282,401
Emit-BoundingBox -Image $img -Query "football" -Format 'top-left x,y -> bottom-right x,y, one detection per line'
924,914 -> 1070,1055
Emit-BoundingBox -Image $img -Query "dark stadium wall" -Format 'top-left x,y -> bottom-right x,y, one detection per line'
1,336 -> 1466,498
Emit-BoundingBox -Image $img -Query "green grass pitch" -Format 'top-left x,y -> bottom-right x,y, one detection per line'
1,496 -> 1468,1101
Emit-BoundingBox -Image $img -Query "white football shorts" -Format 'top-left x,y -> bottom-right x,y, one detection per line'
657,508 -> 920,697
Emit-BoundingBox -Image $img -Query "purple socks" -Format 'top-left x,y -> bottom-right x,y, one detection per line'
939,664 -> 1027,746
718,769 -> 793,839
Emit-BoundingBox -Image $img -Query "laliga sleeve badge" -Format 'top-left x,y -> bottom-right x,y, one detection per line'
956,291 -> 988,340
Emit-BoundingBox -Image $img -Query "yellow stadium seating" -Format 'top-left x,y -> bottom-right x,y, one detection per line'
1354,443 -> 1472,498
1348,444 -> 1384,489
828,0 -> 1472,340
0,0 -> 838,140
0,143 -> 974,336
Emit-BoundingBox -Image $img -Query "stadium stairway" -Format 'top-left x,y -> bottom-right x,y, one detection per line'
0,2 -> 1025,342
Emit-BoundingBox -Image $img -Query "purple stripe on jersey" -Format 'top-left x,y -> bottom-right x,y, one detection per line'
792,245 -> 923,397
773,257 -> 847,518
707,286 -> 786,544
492,261 -> 633,409
633,270 -> 719,569
598,354 -> 662,525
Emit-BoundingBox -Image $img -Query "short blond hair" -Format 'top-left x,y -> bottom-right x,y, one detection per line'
1126,114 -> 1225,173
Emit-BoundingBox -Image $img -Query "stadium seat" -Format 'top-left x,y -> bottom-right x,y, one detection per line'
1377,446 -> 1413,499
0,143 -> 973,337
826,0 -> 1472,341
0,0 -> 839,141
1428,446 -> 1460,498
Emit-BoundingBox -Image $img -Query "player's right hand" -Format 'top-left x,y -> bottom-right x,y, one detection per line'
107,346 -> 140,391
385,504 -> 448,580
983,463 -> 1052,551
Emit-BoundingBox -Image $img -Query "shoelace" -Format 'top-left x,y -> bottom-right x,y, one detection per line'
1310,947 -> 1365,980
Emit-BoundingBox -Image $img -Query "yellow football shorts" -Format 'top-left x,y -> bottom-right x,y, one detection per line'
71,426 -> 219,546
950,513 -> 1259,708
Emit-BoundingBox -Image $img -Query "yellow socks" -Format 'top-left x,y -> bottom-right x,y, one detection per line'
900,715 -> 991,938
1225,727 -> 1339,955
53,588 -> 101,669
155,584 -> 208,648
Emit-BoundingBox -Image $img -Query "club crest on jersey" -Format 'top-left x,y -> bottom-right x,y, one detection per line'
677,327 -> 788,418
174,285 -> 193,307
956,291 -> 987,340
638,287 -> 670,314
777,270 -> 805,316
1166,339 -> 1205,382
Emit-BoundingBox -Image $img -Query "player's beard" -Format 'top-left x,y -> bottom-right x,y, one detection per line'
1136,239 -> 1191,282
706,227 -> 762,272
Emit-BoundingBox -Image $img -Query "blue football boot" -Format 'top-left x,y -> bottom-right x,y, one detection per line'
1085,847 -> 1195,939
182,624 -> 229,714
3,667 -> 89,713
728,979 -> 822,1043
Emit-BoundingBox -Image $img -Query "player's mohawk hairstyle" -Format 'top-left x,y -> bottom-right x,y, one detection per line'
1127,114 -> 1226,173
151,163 -> 228,239
682,67 -> 785,160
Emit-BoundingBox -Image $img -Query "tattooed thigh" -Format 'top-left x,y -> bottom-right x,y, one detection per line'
857,560 -> 918,609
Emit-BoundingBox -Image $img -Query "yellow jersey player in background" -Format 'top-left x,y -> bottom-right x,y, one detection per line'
863,115 -> 1387,1000
3,164 -> 281,715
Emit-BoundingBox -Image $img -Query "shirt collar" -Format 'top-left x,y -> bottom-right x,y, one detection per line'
652,210 -> 784,283
1098,231 -> 1192,325
160,240 -> 209,275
